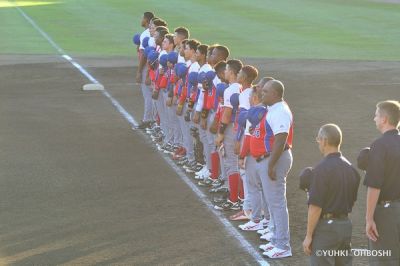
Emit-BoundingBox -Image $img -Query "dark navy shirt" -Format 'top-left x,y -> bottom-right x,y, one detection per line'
364,129 -> 400,202
308,152 -> 360,215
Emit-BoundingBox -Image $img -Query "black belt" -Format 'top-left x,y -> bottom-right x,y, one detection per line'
320,213 -> 348,220
379,198 -> 400,206
255,153 -> 270,162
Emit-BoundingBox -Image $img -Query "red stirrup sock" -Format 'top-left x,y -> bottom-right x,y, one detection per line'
228,173 -> 240,202
239,176 -> 244,200
211,152 -> 220,179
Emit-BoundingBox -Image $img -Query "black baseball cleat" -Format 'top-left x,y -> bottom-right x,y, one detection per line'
137,121 -> 153,130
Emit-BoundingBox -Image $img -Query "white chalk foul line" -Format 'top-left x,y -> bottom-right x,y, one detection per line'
14,4 -> 269,266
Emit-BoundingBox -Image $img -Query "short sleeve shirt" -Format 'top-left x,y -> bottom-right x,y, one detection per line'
308,152 -> 361,215
223,83 -> 241,108
139,29 -> 150,50
364,129 -> 400,201
266,101 -> 292,135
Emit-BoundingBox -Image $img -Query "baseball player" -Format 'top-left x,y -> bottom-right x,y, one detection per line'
175,39 -> 200,170
364,100 -> 400,265
232,65 -> 258,220
172,38 -> 189,160
214,59 -> 243,211
259,79 -> 293,258
136,11 -> 155,130
303,124 -> 360,265
198,45 -> 230,187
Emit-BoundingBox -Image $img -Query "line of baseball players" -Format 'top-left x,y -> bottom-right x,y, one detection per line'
133,11 -> 400,263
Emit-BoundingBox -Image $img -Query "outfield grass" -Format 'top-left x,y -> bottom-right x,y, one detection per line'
1,0 -> 400,60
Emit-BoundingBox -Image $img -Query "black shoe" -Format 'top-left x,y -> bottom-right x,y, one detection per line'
209,186 -> 229,194
198,178 -> 214,187
137,121 -> 151,130
211,178 -> 224,189
214,199 -> 240,211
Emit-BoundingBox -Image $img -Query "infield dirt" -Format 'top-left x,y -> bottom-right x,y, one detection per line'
1,54 -> 399,265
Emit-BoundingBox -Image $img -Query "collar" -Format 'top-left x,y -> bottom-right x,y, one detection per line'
384,129 -> 399,136
326,152 -> 342,159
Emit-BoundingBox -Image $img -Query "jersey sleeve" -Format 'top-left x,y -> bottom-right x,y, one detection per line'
224,89 -> 234,109
268,109 -> 292,135
364,140 -> 386,189
308,166 -> 327,208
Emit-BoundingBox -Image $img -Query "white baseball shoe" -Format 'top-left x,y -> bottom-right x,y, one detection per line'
263,247 -> 292,258
238,220 -> 263,231
260,232 -> 273,241
257,227 -> 270,235
259,243 -> 275,252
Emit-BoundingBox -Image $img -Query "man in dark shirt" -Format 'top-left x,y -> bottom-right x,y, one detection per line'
364,100 -> 400,266
303,124 -> 360,266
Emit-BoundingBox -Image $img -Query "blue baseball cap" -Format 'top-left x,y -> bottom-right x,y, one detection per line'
159,54 -> 168,68
144,46 -> 155,58
247,105 -> 267,128
147,50 -> 159,64
142,36 -> 149,48
188,72 -> 199,85
175,63 -> 187,79
133,33 -> 141,46
197,71 -> 207,83
230,93 -> 240,109
205,70 -> 216,82
216,82 -> 228,98
167,51 -> 178,65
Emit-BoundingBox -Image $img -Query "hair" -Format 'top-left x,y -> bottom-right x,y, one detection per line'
186,39 -> 200,51
197,44 -> 209,56
318,124 -> 343,147
214,61 -> 227,73
164,34 -> 175,46
241,65 -> 259,84
214,45 -> 230,60
181,39 -> 189,45
377,100 -> 400,127
266,79 -> 285,98
226,59 -> 243,75
155,26 -> 169,38
208,44 -> 218,55
152,18 -> 167,27
174,27 -> 190,39
252,77 -> 274,100
143,12 -> 155,22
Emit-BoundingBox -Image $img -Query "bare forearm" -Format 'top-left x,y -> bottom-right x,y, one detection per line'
137,52 -> 146,73
268,134 -> 287,168
366,187 -> 380,221
221,107 -> 232,124
306,204 -> 322,238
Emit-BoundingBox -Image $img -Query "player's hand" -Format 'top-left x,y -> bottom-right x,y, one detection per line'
145,75 -> 151,86
215,134 -> 224,147
268,164 -> 277,180
166,97 -> 173,107
234,141 -> 241,155
193,112 -> 200,124
303,235 -> 312,256
136,72 -> 142,83
176,104 -> 184,116
239,158 -> 245,169
200,118 -> 207,130
366,219 -> 379,242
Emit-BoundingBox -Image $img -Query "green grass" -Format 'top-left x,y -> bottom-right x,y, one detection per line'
1,0 -> 400,60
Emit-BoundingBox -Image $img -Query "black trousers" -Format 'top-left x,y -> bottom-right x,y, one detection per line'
369,201 -> 400,266
311,218 -> 352,266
